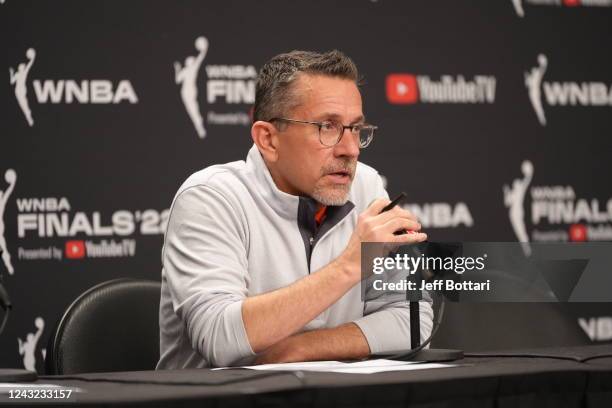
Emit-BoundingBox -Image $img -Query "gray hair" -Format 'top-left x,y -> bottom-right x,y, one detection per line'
253,50 -> 359,123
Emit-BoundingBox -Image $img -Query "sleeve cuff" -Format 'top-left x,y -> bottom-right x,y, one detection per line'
353,310 -> 399,355
354,302 -> 433,355
224,300 -> 256,363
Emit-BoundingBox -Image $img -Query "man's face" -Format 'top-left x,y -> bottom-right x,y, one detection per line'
273,74 -> 363,206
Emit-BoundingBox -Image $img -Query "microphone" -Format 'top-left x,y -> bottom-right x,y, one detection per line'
373,194 -> 463,362
387,241 -> 464,362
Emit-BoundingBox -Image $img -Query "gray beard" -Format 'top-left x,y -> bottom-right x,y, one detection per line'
311,184 -> 351,206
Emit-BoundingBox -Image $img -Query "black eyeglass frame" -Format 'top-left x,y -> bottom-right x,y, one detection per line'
268,117 -> 377,148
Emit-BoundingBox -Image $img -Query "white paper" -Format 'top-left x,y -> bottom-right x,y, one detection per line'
238,359 -> 453,374
330,362 -> 452,374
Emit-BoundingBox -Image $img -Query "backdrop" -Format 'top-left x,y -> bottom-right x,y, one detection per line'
2,0 -> 612,371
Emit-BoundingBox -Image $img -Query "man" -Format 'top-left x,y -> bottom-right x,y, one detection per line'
157,50 -> 433,369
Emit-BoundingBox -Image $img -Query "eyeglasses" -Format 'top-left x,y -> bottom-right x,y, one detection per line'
268,117 -> 377,148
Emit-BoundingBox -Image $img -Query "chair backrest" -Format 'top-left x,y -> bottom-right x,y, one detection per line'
46,278 -> 161,375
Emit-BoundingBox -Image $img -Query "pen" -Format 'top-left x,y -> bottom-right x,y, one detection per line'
379,192 -> 412,235
380,192 -> 407,213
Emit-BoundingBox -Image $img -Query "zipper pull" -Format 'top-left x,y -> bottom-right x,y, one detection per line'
309,236 -> 314,247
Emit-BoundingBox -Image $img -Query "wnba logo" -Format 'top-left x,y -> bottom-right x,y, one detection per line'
525,54 -> 612,126
9,48 -> 139,127
175,37 -> 209,138
0,169 -> 16,274
174,36 -> 256,140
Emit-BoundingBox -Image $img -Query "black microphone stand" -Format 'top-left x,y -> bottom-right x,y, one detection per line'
400,298 -> 464,362
389,242 -> 464,362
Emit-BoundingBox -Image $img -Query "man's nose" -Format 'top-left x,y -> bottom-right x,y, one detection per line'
333,128 -> 360,158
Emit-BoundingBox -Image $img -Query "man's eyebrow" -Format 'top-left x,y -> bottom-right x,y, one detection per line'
315,113 -> 365,124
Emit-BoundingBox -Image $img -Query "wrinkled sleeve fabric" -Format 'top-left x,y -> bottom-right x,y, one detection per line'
163,185 -> 255,367
354,291 -> 434,354
352,173 -> 434,354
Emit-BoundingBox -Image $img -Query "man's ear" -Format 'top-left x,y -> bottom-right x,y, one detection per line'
251,121 -> 280,163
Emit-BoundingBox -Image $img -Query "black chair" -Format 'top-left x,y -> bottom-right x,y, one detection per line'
46,278 -> 161,374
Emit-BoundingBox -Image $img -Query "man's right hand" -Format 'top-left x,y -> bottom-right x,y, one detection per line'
337,198 -> 427,283
243,198 -> 425,354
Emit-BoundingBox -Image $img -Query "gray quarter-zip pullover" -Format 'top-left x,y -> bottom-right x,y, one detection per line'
157,144 -> 433,368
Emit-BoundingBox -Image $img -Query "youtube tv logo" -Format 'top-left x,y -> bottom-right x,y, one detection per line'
513,0 -> 612,18
569,224 -> 588,242
386,74 -> 419,104
65,240 -> 86,259
386,72 -> 496,104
